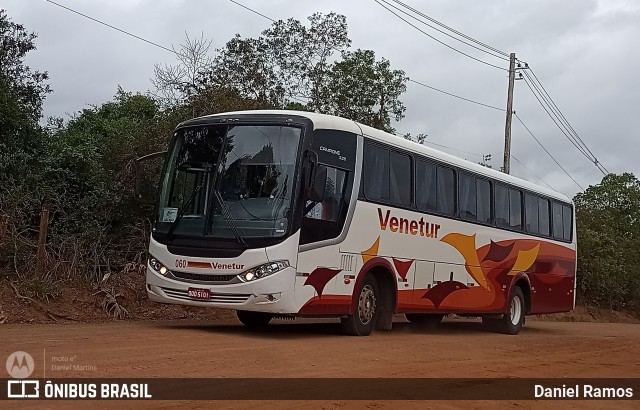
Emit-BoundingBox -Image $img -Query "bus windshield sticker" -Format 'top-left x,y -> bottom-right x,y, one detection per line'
161,207 -> 178,223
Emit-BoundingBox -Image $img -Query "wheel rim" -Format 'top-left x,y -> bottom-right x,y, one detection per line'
358,285 -> 376,325
510,295 -> 522,326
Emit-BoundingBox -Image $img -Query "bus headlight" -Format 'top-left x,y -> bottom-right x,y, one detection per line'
238,261 -> 289,282
149,256 -> 171,276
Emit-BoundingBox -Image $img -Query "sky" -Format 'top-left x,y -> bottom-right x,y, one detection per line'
4,0 -> 640,197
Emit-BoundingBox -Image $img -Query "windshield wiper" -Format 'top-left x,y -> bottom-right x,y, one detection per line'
214,189 -> 248,248
166,184 -> 202,238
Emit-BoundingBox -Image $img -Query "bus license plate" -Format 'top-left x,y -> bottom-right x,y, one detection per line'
188,288 -> 210,300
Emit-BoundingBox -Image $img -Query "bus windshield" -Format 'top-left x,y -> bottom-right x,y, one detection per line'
155,124 -> 302,239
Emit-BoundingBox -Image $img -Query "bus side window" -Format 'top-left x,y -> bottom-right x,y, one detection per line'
562,204 -> 573,241
495,184 -> 510,229
364,144 -> 390,202
459,172 -> 477,221
416,160 -> 437,212
509,188 -> 523,231
525,193 -> 539,234
436,166 -> 455,215
301,166 -> 349,245
305,167 -> 347,222
552,202 -> 564,240
538,197 -> 550,236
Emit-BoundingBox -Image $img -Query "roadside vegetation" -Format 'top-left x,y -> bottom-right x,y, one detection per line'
0,10 -> 638,321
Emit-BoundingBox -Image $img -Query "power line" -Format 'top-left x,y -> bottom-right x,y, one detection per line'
394,130 -> 490,158
43,0 -> 311,106
521,73 -> 591,159
226,0 -> 506,112
377,0 -> 609,181
229,0 -> 276,22
403,135 -> 558,193
388,0 -> 510,58
43,0 -> 176,54
424,141 -> 484,157
227,0 -> 585,193
521,72 -> 607,175
509,154 -> 556,191
373,0 -> 508,71
407,79 -> 505,111
399,130 -> 557,190
378,0 -> 509,61
527,67 -> 609,174
514,113 -> 584,191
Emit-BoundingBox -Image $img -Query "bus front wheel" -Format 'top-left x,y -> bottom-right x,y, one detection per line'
237,310 -> 273,329
341,275 -> 379,336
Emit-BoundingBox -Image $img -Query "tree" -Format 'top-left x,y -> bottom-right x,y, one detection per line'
150,33 -> 213,107
203,12 -> 350,110
41,89 -> 164,280
0,9 -> 51,174
325,49 -> 406,132
207,35 -> 284,108
260,12 -> 351,110
0,10 -> 52,276
159,13 -> 408,131
573,173 -> 640,312
402,132 -> 427,144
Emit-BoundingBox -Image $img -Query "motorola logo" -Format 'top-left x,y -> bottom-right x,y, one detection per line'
6,351 -> 34,379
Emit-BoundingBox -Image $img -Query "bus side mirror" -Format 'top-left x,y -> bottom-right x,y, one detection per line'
308,164 -> 327,202
134,150 -> 167,203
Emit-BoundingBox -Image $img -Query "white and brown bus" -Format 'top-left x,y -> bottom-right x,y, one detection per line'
145,110 -> 576,335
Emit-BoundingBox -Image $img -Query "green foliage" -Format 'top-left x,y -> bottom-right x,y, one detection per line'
0,10 -> 50,123
0,10 -> 51,277
158,13 -> 407,131
574,173 -> 640,313
41,89 -> 165,279
325,49 -> 406,132
0,10 -> 50,181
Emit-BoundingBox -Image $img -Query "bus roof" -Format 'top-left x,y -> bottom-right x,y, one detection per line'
191,110 -> 572,203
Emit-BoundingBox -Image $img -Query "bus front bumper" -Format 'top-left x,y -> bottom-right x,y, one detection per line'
145,265 -> 297,314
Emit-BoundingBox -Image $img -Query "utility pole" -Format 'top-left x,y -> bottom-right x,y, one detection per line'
503,52 -> 516,174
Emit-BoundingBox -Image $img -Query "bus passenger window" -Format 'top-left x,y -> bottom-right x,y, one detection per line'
509,189 -> 522,230
459,173 -> 477,220
437,166 -> 455,215
416,161 -> 437,212
477,179 -> 492,224
364,144 -> 390,202
538,198 -> 550,236
305,167 -> 347,222
562,204 -> 572,241
415,162 -> 454,216
495,185 -> 509,229
390,151 -> 411,205
552,202 -> 564,239
525,194 -> 539,234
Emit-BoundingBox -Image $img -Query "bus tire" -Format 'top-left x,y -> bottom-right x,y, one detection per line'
237,310 -> 273,329
405,313 -> 444,329
497,286 -> 525,335
341,275 -> 379,336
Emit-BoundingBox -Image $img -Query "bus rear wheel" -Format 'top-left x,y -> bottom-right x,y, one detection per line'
483,287 -> 525,335
237,310 -> 273,329
341,275 -> 378,336
405,313 -> 444,329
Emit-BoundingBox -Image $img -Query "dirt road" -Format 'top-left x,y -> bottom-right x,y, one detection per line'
1,318 -> 639,409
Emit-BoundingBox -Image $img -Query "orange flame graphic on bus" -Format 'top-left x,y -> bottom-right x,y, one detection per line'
440,233 -> 541,290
